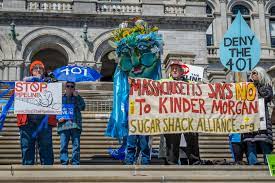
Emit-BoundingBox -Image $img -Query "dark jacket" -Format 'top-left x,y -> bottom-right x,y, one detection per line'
243,84 -> 273,145
57,95 -> 85,133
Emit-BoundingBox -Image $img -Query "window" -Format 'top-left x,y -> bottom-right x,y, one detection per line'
206,4 -> 212,15
206,23 -> 214,46
270,6 -> 275,16
231,5 -> 250,27
232,5 -> 250,15
270,22 -> 275,48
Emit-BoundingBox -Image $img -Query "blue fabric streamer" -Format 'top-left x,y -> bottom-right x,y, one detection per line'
32,115 -> 49,138
105,67 -> 129,141
0,93 -> 14,130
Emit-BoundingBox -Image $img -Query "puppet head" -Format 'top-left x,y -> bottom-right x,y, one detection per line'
112,19 -> 163,79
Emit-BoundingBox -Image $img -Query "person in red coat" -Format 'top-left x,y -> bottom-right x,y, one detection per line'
17,60 -> 57,165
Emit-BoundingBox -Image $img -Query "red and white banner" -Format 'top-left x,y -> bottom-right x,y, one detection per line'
128,78 -> 263,135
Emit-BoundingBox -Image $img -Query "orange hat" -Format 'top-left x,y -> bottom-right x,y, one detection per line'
30,60 -> 45,72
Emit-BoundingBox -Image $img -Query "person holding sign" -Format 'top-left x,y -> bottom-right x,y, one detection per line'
57,82 -> 85,165
17,60 -> 57,165
161,61 -> 200,165
243,67 -> 273,165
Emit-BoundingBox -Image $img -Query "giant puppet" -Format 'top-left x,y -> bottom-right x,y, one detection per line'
106,18 -> 163,164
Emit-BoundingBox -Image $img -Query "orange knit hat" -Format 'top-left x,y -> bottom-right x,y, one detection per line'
30,60 -> 45,72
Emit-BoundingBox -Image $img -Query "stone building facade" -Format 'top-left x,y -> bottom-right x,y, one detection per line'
0,0 -> 274,84
206,0 -> 275,84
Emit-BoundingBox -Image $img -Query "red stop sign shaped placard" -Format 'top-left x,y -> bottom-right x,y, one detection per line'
181,64 -> 190,75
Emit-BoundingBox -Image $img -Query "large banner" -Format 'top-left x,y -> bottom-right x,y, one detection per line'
128,78 -> 262,135
14,82 -> 62,114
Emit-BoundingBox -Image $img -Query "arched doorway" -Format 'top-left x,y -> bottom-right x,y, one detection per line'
31,48 -> 68,73
100,51 -> 117,82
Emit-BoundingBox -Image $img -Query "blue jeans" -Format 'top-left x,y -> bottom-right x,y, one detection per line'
59,129 -> 81,165
19,123 -> 53,165
125,135 -> 150,165
247,141 -> 272,165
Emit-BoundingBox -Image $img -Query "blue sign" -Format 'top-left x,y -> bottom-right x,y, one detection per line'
57,104 -> 74,120
219,12 -> 261,72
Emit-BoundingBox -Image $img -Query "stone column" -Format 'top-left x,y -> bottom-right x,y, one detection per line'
3,66 -> 8,81
253,14 -> 261,44
213,13 -> 222,45
219,0 -> 228,37
266,17 -> 271,47
258,0 -> 267,46
15,60 -> 24,80
9,66 -> 16,81
24,62 -> 31,78
0,62 -> 3,80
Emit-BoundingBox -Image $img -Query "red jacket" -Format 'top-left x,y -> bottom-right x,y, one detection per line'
17,114 -> 57,127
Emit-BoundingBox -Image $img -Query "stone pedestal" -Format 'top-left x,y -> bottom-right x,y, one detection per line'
185,1 -> 206,17
74,0 -> 97,14
3,0 -> 25,11
142,0 -> 164,16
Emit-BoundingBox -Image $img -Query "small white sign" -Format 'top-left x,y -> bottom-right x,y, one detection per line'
259,98 -> 267,130
14,82 -> 62,114
181,64 -> 204,82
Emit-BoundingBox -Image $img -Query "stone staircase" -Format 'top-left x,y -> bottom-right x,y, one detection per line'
0,82 -> 274,182
0,82 -> 274,164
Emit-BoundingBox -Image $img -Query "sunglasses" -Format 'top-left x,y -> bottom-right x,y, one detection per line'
66,85 -> 75,89
252,72 -> 258,75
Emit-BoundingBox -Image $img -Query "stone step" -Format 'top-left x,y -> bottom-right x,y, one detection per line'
0,165 -> 272,183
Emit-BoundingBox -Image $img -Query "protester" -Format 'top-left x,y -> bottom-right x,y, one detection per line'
229,133 -> 247,164
243,67 -> 273,165
159,61 -> 200,165
57,82 -> 85,165
17,60 -> 56,165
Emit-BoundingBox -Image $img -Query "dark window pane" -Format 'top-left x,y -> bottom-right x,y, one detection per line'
232,5 -> 250,15
206,4 -> 212,15
270,7 -> 275,16
271,37 -> 275,48
206,34 -> 214,46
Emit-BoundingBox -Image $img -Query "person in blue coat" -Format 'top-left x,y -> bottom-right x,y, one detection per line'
57,82 -> 85,165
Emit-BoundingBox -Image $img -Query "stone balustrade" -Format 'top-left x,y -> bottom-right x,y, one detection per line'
27,0 -> 73,12
164,5 -> 184,15
273,49 -> 275,56
207,46 -> 219,57
96,2 -> 141,15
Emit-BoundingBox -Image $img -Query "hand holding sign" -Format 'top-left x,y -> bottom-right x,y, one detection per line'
219,12 -> 261,72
